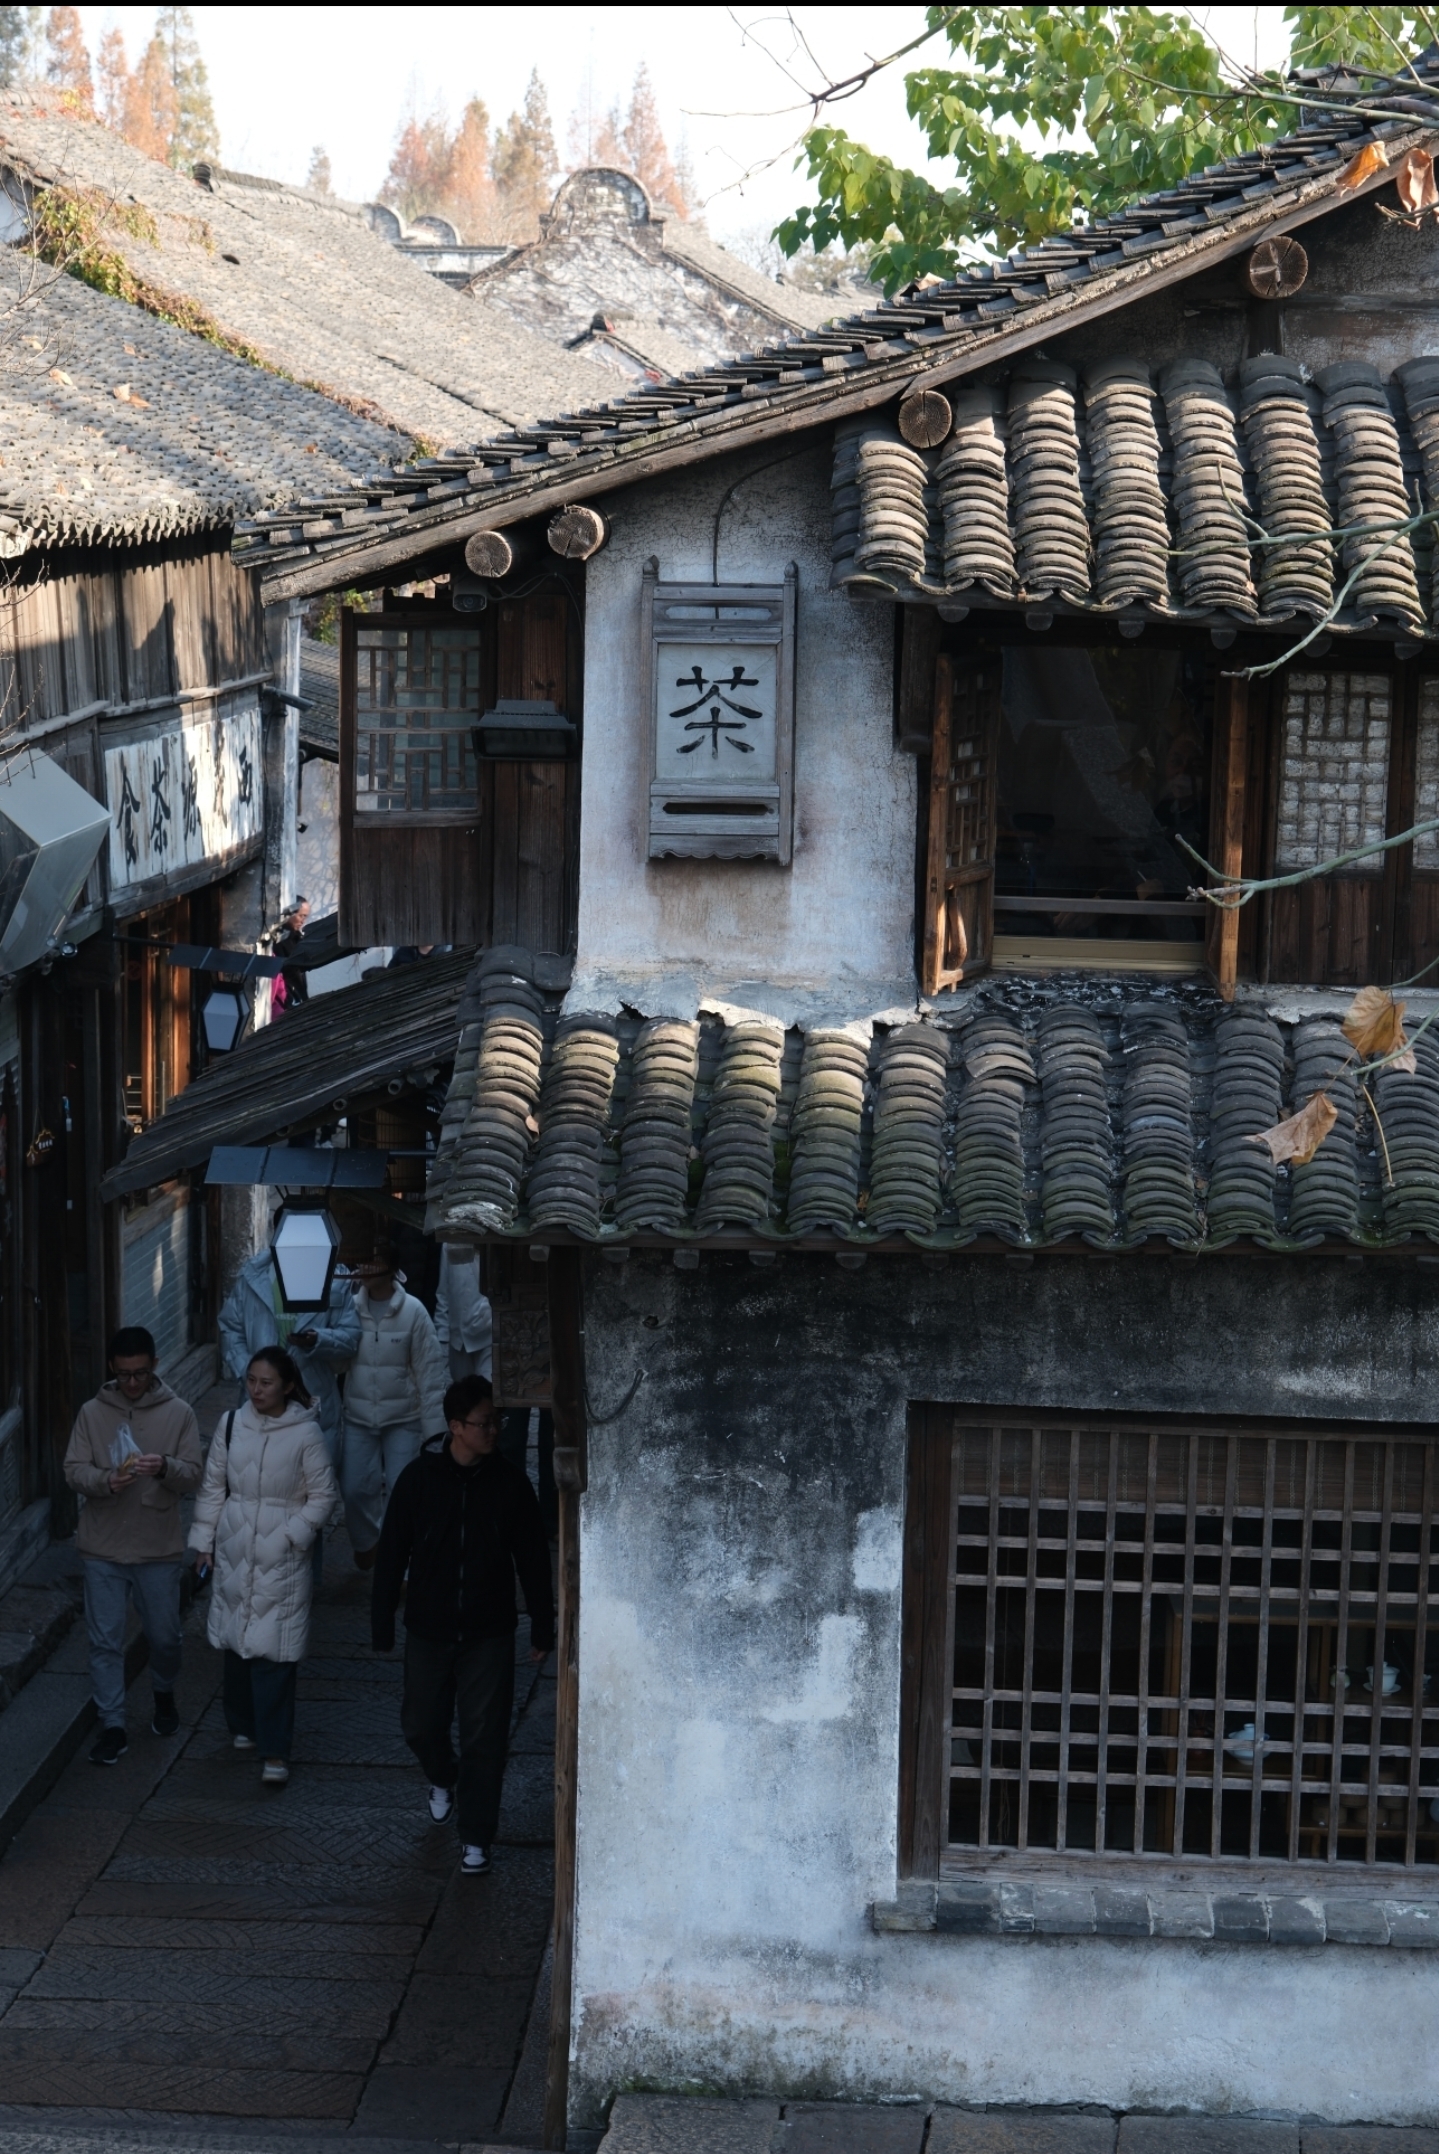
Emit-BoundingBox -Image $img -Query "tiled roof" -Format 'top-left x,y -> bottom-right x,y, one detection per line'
0,94 -> 616,449
101,948 -> 475,1202
469,167 -> 837,371
234,65 -> 1439,600
833,350 -> 1439,636
425,950 -> 1439,1255
0,266 -> 398,554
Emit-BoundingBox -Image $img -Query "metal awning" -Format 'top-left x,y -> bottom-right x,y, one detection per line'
102,949 -> 475,1201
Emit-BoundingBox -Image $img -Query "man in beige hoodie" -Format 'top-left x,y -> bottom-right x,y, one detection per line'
63,1326 -> 204,1765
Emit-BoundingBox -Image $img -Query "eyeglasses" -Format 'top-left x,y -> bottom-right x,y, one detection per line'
461,1414 -> 497,1433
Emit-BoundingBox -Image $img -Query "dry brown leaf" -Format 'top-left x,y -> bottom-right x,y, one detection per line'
1337,140 -> 1391,191
47,367 -> 71,386
1397,148 -> 1438,213
1343,984 -> 1408,1060
1252,1092 -> 1338,1166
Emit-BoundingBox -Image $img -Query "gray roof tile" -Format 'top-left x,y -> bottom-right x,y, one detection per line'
0,265 -> 398,551
834,355 -> 1439,638
424,954 -> 1433,1255
0,93 -> 616,448
232,61 -> 1439,598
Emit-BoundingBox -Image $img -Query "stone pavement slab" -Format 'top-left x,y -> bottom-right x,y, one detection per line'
374,1973 -> 536,2068
0,1521 -> 557,2135
931,2116 -> 1119,2154
1119,2124 -> 1300,2154
0,1996 -> 383,2069
0,2063 -> 365,2118
602,2095 -> 780,2152
353,2065 -> 514,2142
1304,2139 -> 1439,2154
778,2102 -> 925,2150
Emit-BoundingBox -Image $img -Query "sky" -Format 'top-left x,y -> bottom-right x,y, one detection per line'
74,6 -> 1297,249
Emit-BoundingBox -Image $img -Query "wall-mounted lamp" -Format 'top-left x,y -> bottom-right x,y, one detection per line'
201,985 -> 250,1053
474,700 -> 576,761
271,1201 -> 342,1312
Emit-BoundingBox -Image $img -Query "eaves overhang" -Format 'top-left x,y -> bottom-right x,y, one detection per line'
244,119 -> 1437,607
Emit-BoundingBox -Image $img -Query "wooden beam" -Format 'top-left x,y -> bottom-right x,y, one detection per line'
544,1247 -> 585,2152
1215,676 -> 1250,1002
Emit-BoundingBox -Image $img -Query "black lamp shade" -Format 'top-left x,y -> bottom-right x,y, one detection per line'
271,1205 -> 341,1312
474,700 -> 576,761
202,986 -> 249,1053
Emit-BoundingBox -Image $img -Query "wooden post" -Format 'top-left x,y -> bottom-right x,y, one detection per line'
544,1247 -> 586,2152
1215,677 -> 1250,1003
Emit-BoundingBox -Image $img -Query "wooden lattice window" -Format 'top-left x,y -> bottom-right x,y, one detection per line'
1274,671 -> 1391,876
903,1407 -> 1439,1877
921,655 -> 999,992
348,619 -> 481,821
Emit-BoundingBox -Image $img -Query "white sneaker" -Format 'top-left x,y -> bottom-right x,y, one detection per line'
461,1843 -> 490,1875
232,1734 -> 256,1751
428,1784 -> 455,1823
261,1758 -> 290,1785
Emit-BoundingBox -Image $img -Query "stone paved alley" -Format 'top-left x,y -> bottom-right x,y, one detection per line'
0,1404 -> 556,2146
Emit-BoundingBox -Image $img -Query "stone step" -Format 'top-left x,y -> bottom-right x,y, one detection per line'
0,2130 -> 536,2154
593,2103 -> 1439,2154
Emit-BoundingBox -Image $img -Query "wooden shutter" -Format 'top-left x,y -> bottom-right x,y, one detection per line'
921,654 -> 999,994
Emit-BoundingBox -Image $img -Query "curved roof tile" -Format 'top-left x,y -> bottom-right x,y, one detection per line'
426,952 -> 1435,1255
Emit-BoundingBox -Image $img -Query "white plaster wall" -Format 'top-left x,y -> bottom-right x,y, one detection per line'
296,756 -> 339,922
574,442 -> 917,1021
573,1467 -> 1439,2128
568,1255 -> 1439,2130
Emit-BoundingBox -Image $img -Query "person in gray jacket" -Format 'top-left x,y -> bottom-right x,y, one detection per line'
434,1244 -> 492,1382
218,1247 -> 360,1473
343,1245 -> 447,1569
63,1326 -> 204,1765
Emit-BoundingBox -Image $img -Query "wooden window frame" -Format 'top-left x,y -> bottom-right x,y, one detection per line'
903,1403 -> 1439,1883
341,609 -> 484,830
120,897 -> 192,1138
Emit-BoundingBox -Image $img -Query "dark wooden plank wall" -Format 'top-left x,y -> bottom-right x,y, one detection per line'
0,537 -> 268,729
341,584 -> 580,953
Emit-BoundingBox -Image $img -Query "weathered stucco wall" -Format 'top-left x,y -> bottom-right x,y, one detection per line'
574,444 -> 916,1020
571,1251 -> 1439,2129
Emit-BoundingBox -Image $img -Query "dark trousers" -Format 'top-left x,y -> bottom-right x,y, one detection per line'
223,1650 -> 298,1760
401,1631 -> 515,1848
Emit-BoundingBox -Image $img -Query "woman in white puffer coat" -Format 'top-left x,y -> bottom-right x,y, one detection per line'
189,1345 -> 338,1787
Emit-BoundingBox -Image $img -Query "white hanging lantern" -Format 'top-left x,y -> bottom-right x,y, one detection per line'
271,1204 -> 341,1312
202,985 -> 249,1053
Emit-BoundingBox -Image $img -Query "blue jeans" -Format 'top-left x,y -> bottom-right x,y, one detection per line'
82,1557 -> 183,1728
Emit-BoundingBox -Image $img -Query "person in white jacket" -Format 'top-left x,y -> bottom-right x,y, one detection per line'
434,1244 -> 492,1382
188,1344 -> 338,1787
343,1246 -> 447,1570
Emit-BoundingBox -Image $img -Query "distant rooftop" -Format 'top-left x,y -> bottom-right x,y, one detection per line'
0,92 -> 617,447
0,262 -> 396,556
464,167 -> 856,380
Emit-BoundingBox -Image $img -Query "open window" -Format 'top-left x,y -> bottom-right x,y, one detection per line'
903,1405 -> 1439,1881
920,638 -> 1214,990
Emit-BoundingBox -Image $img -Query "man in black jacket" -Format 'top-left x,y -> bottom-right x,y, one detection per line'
372,1374 -> 554,1874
